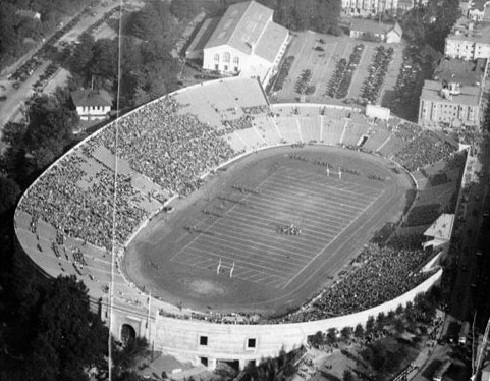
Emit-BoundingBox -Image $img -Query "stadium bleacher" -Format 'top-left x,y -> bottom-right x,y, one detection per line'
15,75 -> 459,325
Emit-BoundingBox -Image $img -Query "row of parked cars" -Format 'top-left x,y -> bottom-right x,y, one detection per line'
7,1 -> 102,83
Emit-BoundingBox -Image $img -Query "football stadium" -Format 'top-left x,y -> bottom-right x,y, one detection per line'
14,76 -> 462,368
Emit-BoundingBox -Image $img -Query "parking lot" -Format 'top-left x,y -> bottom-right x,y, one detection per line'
270,32 -> 404,108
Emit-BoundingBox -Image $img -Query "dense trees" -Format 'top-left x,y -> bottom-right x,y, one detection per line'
1,92 -> 76,187
399,0 -> 460,52
0,272 -> 108,381
258,0 -> 342,35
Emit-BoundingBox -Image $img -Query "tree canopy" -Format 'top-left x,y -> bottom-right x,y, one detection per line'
0,275 -> 108,381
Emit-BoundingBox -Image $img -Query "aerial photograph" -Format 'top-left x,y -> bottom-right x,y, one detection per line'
1,0 -> 490,380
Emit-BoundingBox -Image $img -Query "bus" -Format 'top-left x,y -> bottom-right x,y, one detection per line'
433,360 -> 451,381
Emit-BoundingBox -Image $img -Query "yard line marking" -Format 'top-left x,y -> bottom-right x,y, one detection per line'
283,189 -> 384,288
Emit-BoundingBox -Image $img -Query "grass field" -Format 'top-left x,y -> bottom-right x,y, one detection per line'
124,146 -> 411,313
172,165 -> 382,289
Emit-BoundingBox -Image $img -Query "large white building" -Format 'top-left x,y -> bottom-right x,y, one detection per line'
445,18 -> 490,60
200,1 -> 289,85
418,58 -> 486,129
341,0 -> 425,15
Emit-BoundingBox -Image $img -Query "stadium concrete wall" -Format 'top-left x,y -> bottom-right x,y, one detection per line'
111,269 -> 442,370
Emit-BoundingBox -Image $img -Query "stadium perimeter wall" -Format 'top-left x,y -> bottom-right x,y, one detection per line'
110,269 -> 442,370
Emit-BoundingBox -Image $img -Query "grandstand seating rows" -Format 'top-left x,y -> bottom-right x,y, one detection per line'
15,76 -> 458,307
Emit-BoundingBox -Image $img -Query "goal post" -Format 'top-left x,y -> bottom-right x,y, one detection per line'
216,258 -> 234,278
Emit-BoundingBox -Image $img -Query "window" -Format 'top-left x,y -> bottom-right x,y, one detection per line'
247,338 -> 257,348
200,336 -> 208,346
200,357 -> 208,366
215,64 -> 219,70
214,54 -> 219,62
234,66 -> 238,72
223,52 -> 230,63
233,56 -> 239,65
224,65 -> 228,71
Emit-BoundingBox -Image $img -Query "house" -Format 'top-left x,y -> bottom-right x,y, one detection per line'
71,89 -> 112,121
199,1 -> 289,86
349,19 -> 402,43
16,9 -> 41,20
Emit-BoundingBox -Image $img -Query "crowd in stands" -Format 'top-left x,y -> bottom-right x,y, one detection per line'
19,96 -> 236,249
276,234 -> 434,323
96,97 -> 235,196
16,78 -> 458,323
395,130 -> 456,171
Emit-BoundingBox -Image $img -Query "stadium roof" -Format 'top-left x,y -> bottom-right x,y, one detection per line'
71,89 -> 112,107
204,1 -> 280,57
433,58 -> 486,87
421,79 -> 482,106
424,214 -> 454,241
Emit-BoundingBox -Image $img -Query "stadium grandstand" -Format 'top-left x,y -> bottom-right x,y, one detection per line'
14,75 -> 461,369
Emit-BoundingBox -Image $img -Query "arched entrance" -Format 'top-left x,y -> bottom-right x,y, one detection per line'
120,324 -> 136,348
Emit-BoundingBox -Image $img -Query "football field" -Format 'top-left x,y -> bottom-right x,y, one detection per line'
172,165 -> 383,289
124,146 -> 410,312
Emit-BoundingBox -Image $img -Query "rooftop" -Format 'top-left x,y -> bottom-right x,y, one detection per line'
447,18 -> 490,43
424,214 -> 454,240
433,58 -> 486,86
253,20 -> 288,62
71,89 -> 112,108
421,79 -> 482,106
186,17 -> 221,56
204,1 -> 274,55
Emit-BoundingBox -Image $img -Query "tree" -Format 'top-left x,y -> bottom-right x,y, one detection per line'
170,0 -> 202,21
0,3 -> 23,68
2,275 -> 108,381
68,32 -> 95,75
308,331 -> 324,348
326,328 -> 337,345
340,327 -> 352,342
355,324 -> 365,339
0,176 -> 20,215
343,369 -> 355,381
365,316 -> 375,335
89,38 -> 118,80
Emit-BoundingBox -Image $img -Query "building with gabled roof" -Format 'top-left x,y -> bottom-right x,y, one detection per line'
71,89 -> 112,121
349,19 -> 402,43
16,9 -> 41,20
200,1 -> 289,85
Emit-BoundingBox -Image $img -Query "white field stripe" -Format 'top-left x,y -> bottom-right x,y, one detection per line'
180,247 -> 296,277
258,181 -> 371,211
193,231 -> 316,263
283,188 -> 385,288
218,207 -> 345,236
277,165 -> 383,192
